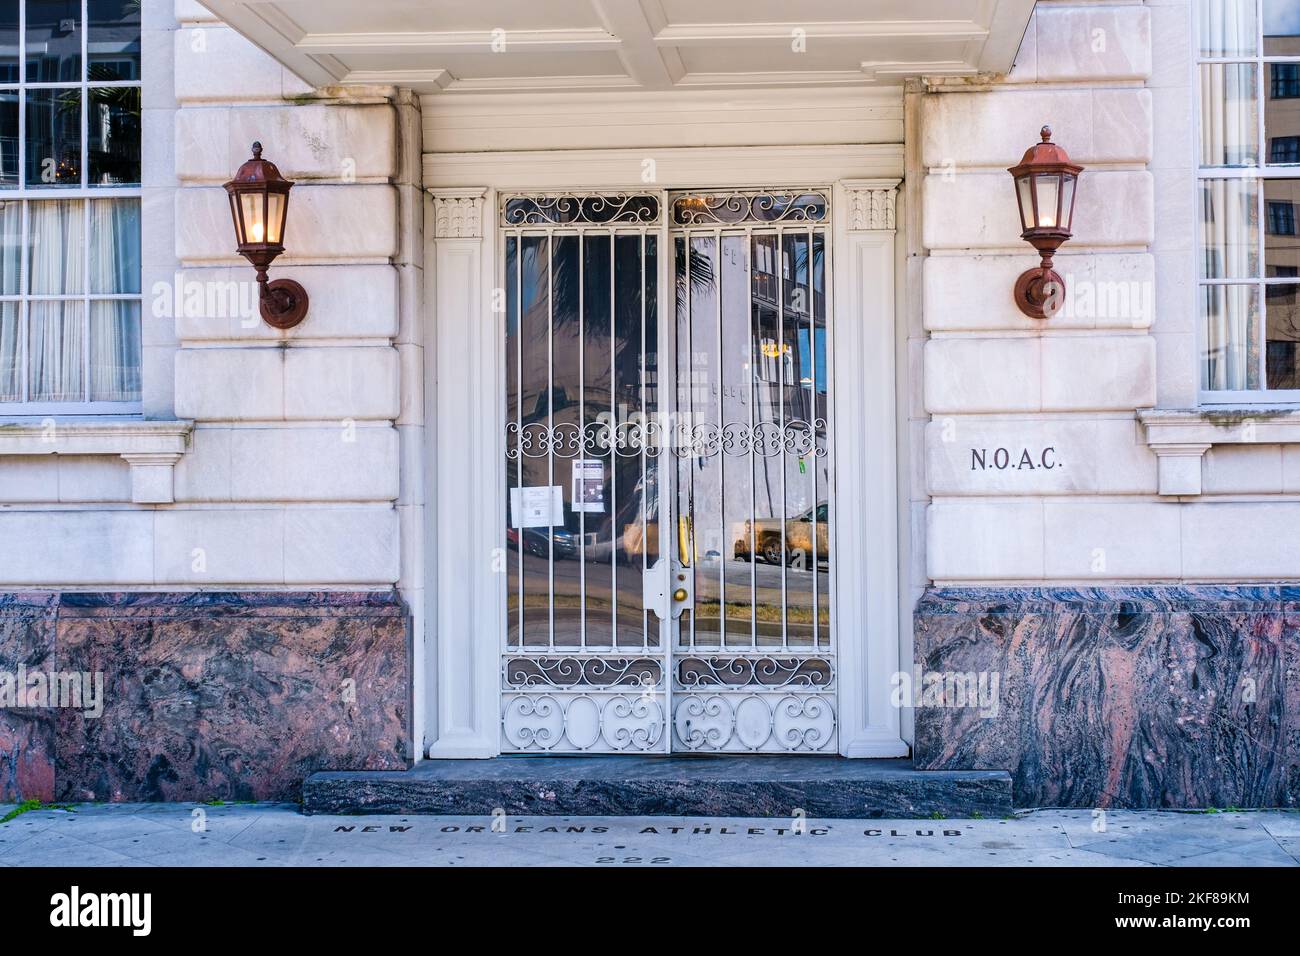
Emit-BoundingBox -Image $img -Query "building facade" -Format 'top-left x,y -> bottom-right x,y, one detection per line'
0,0 -> 1296,809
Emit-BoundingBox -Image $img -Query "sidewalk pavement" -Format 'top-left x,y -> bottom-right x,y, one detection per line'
1,803 -> 1297,867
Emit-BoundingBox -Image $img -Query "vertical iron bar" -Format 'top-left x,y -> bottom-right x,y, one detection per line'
547,233 -> 555,650
578,233 -> 586,649
640,229 -> 648,651
777,228 -> 788,649
715,227 -> 725,648
685,235 -> 696,650
514,233 -> 524,650
747,230 -> 757,650
609,231 -> 617,648
808,224 -> 818,649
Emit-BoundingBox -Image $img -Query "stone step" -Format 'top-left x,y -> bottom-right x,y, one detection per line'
302,756 -> 1013,818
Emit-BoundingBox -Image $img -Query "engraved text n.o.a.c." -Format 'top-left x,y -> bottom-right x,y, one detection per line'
970,447 -> 1058,471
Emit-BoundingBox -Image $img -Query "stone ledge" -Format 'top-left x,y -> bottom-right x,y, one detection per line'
302,756 -> 1013,818
0,419 -> 193,503
1140,408 -> 1300,495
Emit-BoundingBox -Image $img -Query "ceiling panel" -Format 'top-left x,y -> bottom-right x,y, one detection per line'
199,0 -> 1035,94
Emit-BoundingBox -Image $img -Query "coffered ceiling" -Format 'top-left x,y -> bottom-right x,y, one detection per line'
199,0 -> 1036,94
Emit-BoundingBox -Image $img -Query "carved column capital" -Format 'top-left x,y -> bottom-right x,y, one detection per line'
842,179 -> 900,232
430,188 -> 486,239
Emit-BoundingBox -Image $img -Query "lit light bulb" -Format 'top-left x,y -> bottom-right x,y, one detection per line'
251,222 -> 264,242
1040,214 -> 1056,227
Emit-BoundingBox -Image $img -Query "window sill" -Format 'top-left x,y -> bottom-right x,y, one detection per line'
0,418 -> 194,504
1139,408 -> 1300,495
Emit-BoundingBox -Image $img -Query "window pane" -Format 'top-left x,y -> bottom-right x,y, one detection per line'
28,299 -> 84,401
1264,181 -> 1300,279
88,0 -> 141,81
28,198 -> 84,293
0,91 -> 16,188
25,88 -> 81,187
0,302 -> 18,400
26,0 -> 82,82
1201,64 -> 1258,166
0,3 -> 16,84
89,299 -> 139,401
1263,0 -> 1300,55
1200,0 -> 1259,57
89,198 -> 139,293
88,87 -> 140,185
0,200 -> 18,294
1200,179 -> 1259,278
1203,284 -> 1261,390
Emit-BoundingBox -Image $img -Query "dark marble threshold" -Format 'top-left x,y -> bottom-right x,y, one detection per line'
302,756 -> 1014,818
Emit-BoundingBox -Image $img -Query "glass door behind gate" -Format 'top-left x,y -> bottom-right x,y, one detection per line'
500,191 -> 835,755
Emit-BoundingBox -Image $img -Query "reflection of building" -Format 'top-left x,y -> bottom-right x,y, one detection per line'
1265,35 -> 1300,388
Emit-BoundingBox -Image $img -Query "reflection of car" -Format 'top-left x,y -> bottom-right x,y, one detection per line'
507,527 -> 579,560
734,503 -> 828,566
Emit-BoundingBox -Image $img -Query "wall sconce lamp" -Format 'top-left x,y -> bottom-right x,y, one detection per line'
223,142 -> 308,329
1008,126 -> 1083,318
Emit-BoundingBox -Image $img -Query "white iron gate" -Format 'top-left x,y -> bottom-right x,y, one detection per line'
500,190 -> 835,754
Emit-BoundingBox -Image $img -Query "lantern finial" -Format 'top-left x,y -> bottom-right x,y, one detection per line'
251,141 -> 263,159
1040,126 -> 1052,142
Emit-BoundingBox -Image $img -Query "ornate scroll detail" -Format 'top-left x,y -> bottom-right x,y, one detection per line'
672,693 -> 836,753
505,419 -> 826,460
501,194 -> 661,226
502,693 -> 665,752
843,180 -> 898,231
677,656 -> 834,688
505,657 -> 662,688
432,189 -> 485,239
671,191 -> 829,226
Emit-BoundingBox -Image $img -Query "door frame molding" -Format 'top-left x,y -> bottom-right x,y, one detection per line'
423,147 -> 905,758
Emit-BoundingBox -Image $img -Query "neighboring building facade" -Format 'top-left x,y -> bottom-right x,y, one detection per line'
0,0 -> 1296,808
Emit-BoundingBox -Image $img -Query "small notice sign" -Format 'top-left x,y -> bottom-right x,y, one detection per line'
510,485 -> 564,528
571,459 -> 605,513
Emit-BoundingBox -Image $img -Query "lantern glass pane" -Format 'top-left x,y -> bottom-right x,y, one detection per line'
240,192 -> 265,244
1016,175 -> 1035,231
267,192 -> 285,244
1034,173 -> 1061,228
227,193 -> 243,245
1059,175 -> 1077,232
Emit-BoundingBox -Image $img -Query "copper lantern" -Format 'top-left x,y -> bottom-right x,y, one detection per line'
223,142 -> 308,329
1008,126 -> 1083,319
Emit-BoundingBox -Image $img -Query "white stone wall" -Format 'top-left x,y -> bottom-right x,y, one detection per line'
917,0 -> 1300,585
0,2 -> 418,589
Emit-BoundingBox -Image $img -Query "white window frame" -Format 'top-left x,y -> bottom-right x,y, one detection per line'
1195,0 -> 1300,405
0,0 -> 142,416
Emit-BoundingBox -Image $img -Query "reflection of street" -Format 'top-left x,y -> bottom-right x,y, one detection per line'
510,547 -> 830,647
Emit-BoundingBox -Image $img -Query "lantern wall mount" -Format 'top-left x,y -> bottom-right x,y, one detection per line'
223,142 -> 309,330
1007,126 -> 1083,319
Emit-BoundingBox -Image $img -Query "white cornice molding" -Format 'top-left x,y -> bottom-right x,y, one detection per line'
1139,408 -> 1300,495
429,189 -> 486,239
0,419 -> 194,503
842,179 -> 900,231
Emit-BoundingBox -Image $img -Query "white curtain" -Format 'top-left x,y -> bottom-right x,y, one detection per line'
1200,0 -> 1259,390
27,199 -> 84,402
4,197 -> 139,405
88,198 -> 140,402
0,201 -> 18,400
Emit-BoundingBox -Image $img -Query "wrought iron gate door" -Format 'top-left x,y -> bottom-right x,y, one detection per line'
501,191 -> 835,754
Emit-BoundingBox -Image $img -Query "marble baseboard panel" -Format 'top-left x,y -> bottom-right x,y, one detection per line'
914,586 -> 1300,809
0,591 -> 411,802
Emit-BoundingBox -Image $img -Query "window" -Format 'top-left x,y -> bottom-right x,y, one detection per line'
1272,61 -> 1300,96
1197,0 -> 1300,399
0,1 -> 141,414
1272,133 -> 1300,161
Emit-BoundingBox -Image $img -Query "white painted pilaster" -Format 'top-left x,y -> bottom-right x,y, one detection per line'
426,188 -> 500,758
